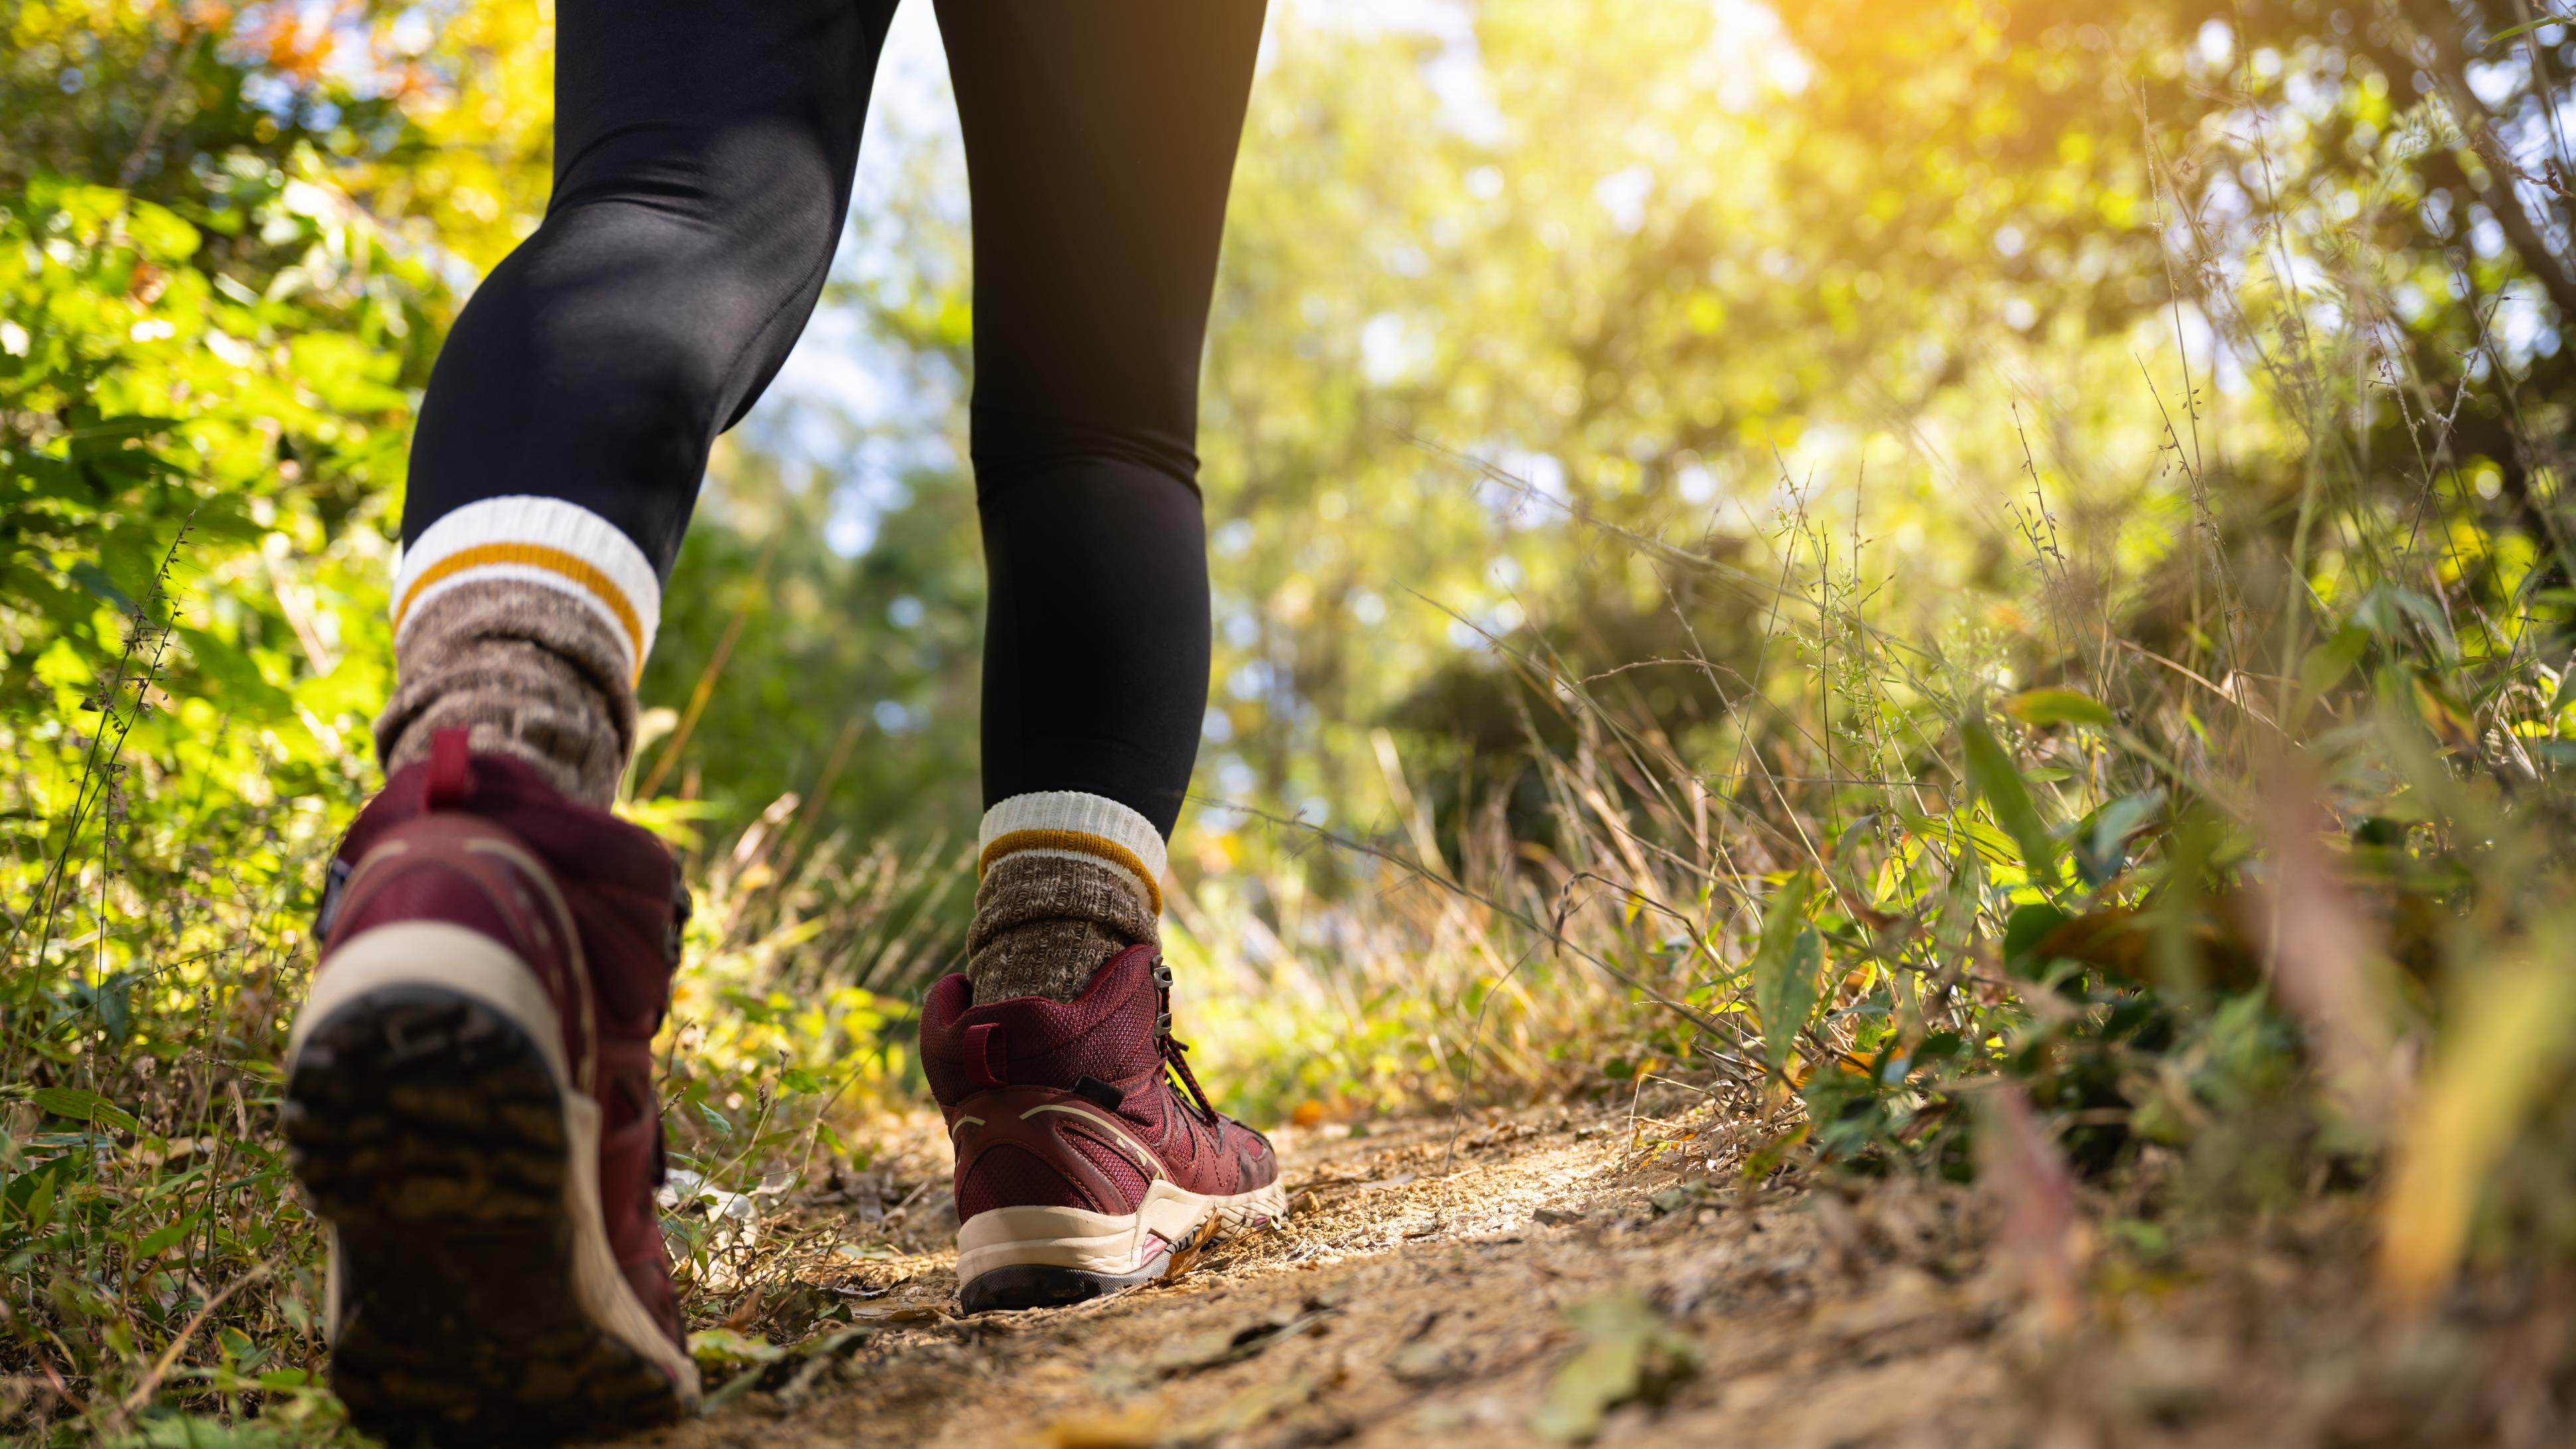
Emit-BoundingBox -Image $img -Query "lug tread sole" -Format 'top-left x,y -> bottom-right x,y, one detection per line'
285,986 -> 684,1446
957,1253 -> 1175,1313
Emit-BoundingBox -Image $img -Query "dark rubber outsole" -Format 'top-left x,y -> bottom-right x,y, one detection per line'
284,985 -> 687,1447
957,1253 -> 1175,1314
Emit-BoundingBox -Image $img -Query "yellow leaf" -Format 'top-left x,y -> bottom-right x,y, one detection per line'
2377,943 -> 2576,1309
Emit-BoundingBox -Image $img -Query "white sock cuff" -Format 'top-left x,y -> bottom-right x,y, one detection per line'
977,791 -> 1168,913
392,496 -> 661,682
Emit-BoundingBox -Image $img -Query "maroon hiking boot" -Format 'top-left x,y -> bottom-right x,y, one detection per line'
285,729 -> 698,1444
921,945 -> 1287,1312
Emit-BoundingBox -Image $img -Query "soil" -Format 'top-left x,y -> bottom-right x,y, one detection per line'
623,1087 -> 2569,1449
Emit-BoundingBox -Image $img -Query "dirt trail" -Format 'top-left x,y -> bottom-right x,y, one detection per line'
624,1093 -> 2510,1449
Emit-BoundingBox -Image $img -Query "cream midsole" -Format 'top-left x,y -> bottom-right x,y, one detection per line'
956,1177 -> 1291,1282
290,921 -> 701,1408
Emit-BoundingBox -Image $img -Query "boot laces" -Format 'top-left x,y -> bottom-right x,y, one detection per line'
1152,958 -> 1222,1126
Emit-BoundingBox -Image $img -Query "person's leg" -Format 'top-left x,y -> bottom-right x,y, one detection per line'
289,1 -> 895,1436
933,0 -> 1267,1004
918,7 -> 1281,1315
376,0 -> 898,804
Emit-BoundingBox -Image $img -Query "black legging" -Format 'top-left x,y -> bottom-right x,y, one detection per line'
402,0 -> 1266,838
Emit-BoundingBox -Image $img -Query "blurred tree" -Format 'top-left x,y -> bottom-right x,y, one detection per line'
8,0 -> 2567,945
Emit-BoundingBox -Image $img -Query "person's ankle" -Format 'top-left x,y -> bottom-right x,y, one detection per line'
966,791 -> 1166,1004
376,584 -> 634,805
373,498 -> 659,808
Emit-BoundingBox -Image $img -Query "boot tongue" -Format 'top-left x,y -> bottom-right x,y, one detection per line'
1148,954 -> 1174,1036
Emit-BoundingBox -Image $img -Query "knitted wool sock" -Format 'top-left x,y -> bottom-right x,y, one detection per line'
373,497 -> 661,808
967,792 -> 1167,1004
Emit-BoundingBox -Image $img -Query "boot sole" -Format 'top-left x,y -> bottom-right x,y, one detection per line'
955,1178 -> 1290,1313
285,922 -> 698,1445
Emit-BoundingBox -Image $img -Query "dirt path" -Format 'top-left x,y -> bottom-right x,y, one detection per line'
628,1096 -> 2024,1448
624,1094 -> 2519,1449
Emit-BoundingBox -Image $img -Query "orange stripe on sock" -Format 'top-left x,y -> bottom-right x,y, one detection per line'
394,542 -> 647,679
977,830 -> 1163,915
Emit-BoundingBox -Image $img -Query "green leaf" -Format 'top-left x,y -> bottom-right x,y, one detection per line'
1961,713 -> 2060,890
688,1328 -> 783,1370
2483,16 -> 2554,46
31,1086 -> 139,1134
1750,873 -> 1824,1078
2002,687 -> 2115,730
2352,583 -> 2459,661
135,1413 -> 269,1447
2072,789 -> 2164,887
75,970 -> 140,1045
2002,902 -> 2074,978
2384,587 -> 2460,660
25,1171 -> 56,1231
1901,809 -> 2022,870
816,1122 -> 854,1162
65,560 -> 139,615
171,625 -> 296,715
135,1212 -> 197,1257
2299,623 -> 2371,700
1,563 -> 107,639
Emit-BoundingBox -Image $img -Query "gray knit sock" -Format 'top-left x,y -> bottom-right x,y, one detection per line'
967,853 -> 1159,1004
375,581 -> 635,806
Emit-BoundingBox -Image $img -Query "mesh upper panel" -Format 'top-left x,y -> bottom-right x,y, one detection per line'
1063,1125 -> 1151,1206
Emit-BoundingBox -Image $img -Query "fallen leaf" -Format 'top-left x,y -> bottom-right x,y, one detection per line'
686,1327 -> 781,1373
846,1303 -> 946,1324
1647,1182 -> 1712,1216
1390,1339 -> 1471,1385
701,1362 -> 768,1413
1152,1305 -> 1336,1376
700,1325 -> 874,1412
1179,1372 -> 1321,1438
1038,1407 -> 1165,1449
1528,1293 -> 1700,1443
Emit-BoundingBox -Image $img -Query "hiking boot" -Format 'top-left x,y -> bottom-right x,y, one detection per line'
921,944 -> 1287,1312
284,728 -> 698,1444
